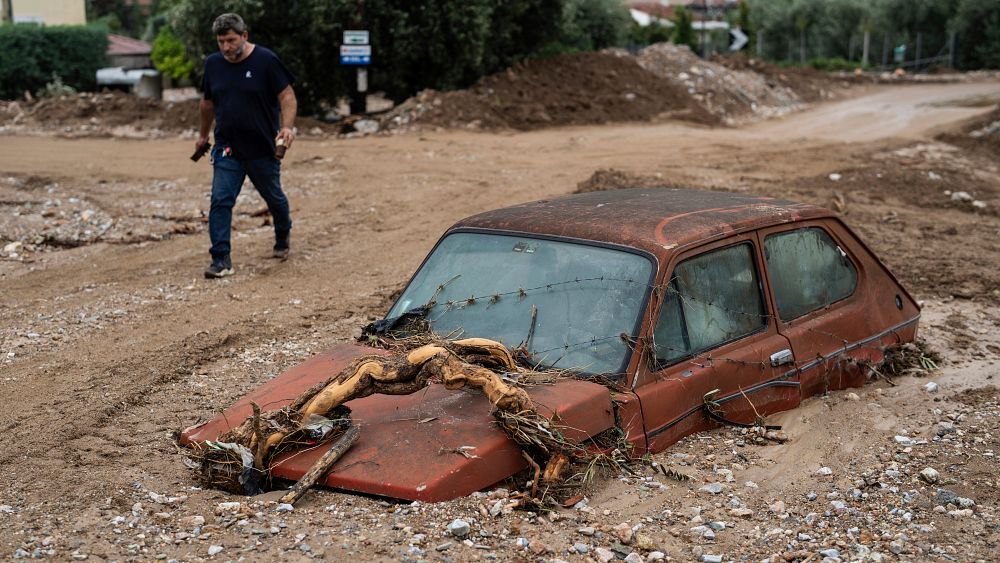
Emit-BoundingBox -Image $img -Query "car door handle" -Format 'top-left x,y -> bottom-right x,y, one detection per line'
770,349 -> 794,367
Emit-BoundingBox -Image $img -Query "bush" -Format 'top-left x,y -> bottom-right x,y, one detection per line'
37,74 -> 78,98
807,57 -> 860,71
151,26 -> 195,81
0,25 -> 107,100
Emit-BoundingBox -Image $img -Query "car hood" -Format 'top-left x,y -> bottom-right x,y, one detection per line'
179,343 -> 616,502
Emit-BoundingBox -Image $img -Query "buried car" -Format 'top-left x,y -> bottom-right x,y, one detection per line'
180,188 -> 920,501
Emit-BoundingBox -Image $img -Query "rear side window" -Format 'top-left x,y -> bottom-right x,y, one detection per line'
653,243 -> 766,365
764,227 -> 857,321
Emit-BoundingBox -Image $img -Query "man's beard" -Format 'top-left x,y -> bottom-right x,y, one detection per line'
226,43 -> 245,61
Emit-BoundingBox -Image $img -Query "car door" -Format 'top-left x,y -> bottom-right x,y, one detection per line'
634,235 -> 799,453
757,220 -> 919,399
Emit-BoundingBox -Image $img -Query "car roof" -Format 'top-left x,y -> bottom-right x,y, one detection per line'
451,188 -> 835,258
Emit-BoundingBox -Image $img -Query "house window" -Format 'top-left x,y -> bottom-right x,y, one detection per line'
653,243 -> 766,365
764,227 -> 858,321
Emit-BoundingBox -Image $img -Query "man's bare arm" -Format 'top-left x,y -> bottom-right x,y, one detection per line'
276,85 -> 297,148
197,99 -> 214,151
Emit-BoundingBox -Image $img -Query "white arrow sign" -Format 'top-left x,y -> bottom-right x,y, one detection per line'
730,27 -> 748,51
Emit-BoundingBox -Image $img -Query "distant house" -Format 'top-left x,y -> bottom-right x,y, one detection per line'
3,0 -> 86,25
107,33 -> 152,70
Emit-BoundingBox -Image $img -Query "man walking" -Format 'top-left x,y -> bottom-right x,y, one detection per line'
196,13 -> 297,278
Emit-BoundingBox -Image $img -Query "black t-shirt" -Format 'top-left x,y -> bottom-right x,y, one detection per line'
202,46 -> 295,160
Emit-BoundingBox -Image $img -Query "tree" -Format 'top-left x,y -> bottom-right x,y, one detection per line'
559,0 -> 631,52
672,5 -> 697,52
951,0 -> 1000,69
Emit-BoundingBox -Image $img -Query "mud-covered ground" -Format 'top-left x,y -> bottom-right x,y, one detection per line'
1,81 -> 999,562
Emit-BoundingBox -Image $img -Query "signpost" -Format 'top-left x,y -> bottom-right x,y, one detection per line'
340,30 -> 370,114
339,45 -> 371,65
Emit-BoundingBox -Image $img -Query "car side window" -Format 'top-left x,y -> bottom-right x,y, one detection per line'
764,227 -> 858,321
653,243 -> 766,366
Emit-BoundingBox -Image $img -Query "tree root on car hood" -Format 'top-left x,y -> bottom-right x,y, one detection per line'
188,337 -> 613,507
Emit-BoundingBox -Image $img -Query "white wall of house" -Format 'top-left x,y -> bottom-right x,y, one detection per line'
11,0 -> 86,25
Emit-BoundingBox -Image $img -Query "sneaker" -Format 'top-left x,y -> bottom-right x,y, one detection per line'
204,255 -> 234,278
272,232 -> 290,260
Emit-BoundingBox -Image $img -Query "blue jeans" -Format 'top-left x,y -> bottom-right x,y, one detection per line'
209,146 -> 291,259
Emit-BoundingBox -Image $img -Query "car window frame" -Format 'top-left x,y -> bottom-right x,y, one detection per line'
649,236 -> 770,371
387,227 -> 659,380
760,223 -> 861,325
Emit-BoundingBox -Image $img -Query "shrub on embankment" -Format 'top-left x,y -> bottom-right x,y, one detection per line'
0,25 -> 108,100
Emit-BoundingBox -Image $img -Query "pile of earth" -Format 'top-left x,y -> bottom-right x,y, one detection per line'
709,52 -> 846,104
0,92 -> 201,138
381,51 -> 718,132
639,44 -> 840,125
0,91 -> 340,139
382,44 -> 852,133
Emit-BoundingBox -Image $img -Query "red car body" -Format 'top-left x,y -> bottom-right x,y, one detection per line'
180,189 -> 919,501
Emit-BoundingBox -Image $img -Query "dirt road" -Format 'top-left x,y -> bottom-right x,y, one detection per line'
1,81 -> 999,561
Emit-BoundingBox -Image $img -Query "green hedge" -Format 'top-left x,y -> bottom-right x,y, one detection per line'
0,25 -> 108,100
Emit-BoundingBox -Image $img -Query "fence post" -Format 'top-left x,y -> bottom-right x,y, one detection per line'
882,34 -> 890,68
915,32 -> 922,71
949,31 -> 957,69
862,31 -> 870,67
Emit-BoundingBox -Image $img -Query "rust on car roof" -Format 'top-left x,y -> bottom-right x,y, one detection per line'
451,188 -> 832,257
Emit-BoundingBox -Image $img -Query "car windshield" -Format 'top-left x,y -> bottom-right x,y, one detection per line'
387,232 -> 654,375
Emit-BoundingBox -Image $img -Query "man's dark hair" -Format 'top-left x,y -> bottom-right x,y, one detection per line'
212,13 -> 247,36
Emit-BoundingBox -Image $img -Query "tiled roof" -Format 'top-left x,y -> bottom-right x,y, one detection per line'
107,34 -> 151,56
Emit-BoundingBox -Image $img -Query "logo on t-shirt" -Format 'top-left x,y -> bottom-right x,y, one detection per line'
245,71 -> 252,79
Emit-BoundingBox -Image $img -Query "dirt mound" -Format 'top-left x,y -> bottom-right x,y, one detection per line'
638,44 -> 812,124
711,53 -> 845,103
382,51 -> 718,132
575,168 -> 678,193
0,91 -> 201,137
0,91 -> 342,139
936,105 -> 1000,160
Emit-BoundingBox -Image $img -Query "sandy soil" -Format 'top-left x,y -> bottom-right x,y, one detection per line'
1,81 -> 999,562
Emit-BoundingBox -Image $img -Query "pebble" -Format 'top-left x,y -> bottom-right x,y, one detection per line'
806,491 -> 818,501
578,526 -> 596,536
919,467 -> 939,484
299,543 -> 312,552
702,555 -> 723,563
572,542 -> 590,554
434,542 -> 452,552
614,522 -> 634,544
816,467 -> 833,476
625,553 -> 644,563
528,539 -> 550,555
648,552 -> 666,561
923,382 -> 940,393
447,518 -> 471,537
700,483 -> 724,494
821,548 -> 841,559
207,545 -> 223,556
276,503 -> 294,512
215,502 -> 241,514
728,507 -> 754,518
595,547 -> 616,563
179,515 -> 205,527
770,500 -> 786,514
